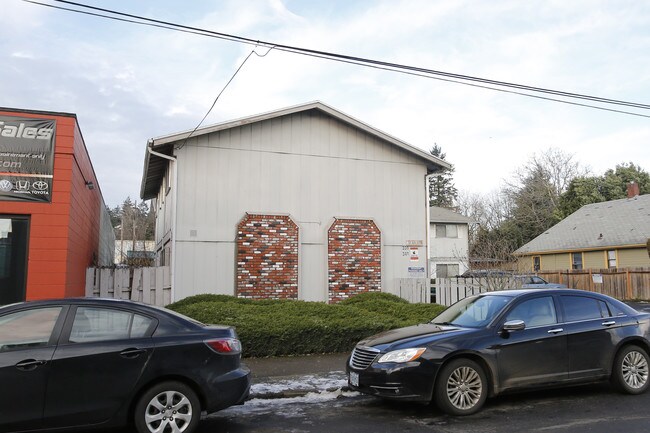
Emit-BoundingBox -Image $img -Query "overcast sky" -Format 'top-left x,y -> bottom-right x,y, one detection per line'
2,0 -> 649,207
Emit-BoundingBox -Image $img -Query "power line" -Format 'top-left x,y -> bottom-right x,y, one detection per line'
178,47 -> 274,150
24,0 -> 650,118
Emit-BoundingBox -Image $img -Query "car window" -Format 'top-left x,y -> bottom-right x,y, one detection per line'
505,296 -> 557,327
69,307 -> 153,343
561,296 -> 604,322
432,295 -> 512,328
606,301 -> 627,317
0,307 -> 62,351
531,277 -> 545,284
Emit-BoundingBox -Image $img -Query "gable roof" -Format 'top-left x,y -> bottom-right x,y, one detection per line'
514,194 -> 650,255
140,101 -> 450,199
430,206 -> 474,224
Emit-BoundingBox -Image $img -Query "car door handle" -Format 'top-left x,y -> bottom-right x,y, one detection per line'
15,359 -> 47,371
547,328 -> 564,334
602,321 -> 616,326
120,348 -> 146,359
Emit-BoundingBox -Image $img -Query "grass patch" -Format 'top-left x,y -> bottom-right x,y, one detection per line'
167,292 -> 445,357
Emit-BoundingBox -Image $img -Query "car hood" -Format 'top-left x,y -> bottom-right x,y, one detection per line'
357,323 -> 468,350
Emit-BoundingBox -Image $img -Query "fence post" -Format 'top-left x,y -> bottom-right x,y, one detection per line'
626,269 -> 633,299
85,268 -> 96,297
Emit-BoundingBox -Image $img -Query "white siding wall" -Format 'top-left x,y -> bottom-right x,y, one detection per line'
429,223 -> 469,277
165,111 -> 430,301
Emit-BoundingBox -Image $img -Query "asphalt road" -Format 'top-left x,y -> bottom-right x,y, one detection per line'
198,382 -> 650,433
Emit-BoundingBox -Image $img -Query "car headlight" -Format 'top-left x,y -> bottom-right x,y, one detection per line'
377,348 -> 426,363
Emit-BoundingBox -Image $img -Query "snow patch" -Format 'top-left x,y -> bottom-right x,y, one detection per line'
251,371 -> 348,395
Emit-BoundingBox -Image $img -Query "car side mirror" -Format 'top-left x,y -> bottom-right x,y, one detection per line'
502,320 -> 525,332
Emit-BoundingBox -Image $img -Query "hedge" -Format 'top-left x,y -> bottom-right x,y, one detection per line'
167,293 -> 445,357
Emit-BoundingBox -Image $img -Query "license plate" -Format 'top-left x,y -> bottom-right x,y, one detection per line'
349,371 -> 359,387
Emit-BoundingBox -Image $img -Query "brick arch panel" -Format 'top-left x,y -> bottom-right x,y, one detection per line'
328,218 -> 381,304
236,214 -> 299,299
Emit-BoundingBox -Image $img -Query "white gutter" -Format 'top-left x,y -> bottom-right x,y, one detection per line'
147,140 -> 178,303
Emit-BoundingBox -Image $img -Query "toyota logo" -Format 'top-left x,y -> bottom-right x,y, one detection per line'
0,179 -> 13,192
32,181 -> 49,191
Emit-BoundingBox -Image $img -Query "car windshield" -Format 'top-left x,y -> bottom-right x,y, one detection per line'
431,294 -> 513,328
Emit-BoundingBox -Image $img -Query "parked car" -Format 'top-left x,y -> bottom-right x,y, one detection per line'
459,269 -> 512,278
347,289 -> 650,415
0,298 -> 250,433
515,275 -> 567,289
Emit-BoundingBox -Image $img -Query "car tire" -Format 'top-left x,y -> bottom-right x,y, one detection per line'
434,358 -> 488,416
134,381 -> 201,433
611,345 -> 650,395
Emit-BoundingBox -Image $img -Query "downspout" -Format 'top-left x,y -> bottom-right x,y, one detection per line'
425,172 -> 432,302
147,140 -> 178,303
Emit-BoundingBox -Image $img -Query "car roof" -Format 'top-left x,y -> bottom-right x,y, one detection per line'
481,288 -> 603,298
0,298 -> 199,326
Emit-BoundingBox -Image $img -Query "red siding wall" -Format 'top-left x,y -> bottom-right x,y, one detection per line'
0,109 -> 103,300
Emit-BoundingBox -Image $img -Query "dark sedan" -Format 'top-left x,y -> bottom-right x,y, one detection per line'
0,298 -> 250,433
347,289 -> 650,415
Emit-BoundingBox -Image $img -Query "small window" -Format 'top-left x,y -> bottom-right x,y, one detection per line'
607,250 -> 617,269
436,224 -> 458,238
533,256 -> 541,272
0,307 -> 62,351
436,264 -> 460,278
561,296 -> 603,322
571,252 -> 583,270
506,296 -> 557,327
69,307 -> 153,343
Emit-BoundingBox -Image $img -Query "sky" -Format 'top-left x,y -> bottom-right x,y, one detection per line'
2,0 -> 649,208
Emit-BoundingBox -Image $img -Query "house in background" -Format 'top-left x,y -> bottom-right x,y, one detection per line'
140,102 -> 449,303
0,108 -> 114,305
514,183 -> 650,272
114,239 -> 156,266
429,206 -> 473,278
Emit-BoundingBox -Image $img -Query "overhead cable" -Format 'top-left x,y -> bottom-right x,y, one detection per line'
22,0 -> 650,118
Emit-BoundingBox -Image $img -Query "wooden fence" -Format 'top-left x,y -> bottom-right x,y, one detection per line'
85,266 -> 171,307
397,278 -> 431,303
537,268 -> 650,300
434,268 -> 650,306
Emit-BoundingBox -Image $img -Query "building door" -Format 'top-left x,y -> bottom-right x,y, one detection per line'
0,216 -> 30,305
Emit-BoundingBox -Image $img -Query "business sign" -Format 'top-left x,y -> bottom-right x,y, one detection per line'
408,266 -> 426,278
0,116 -> 56,202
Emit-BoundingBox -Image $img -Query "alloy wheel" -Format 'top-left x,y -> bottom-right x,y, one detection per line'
446,366 -> 483,410
622,350 -> 649,390
144,390 -> 194,433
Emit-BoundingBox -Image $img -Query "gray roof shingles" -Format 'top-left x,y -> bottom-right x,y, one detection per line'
515,194 -> 650,254
429,206 -> 475,224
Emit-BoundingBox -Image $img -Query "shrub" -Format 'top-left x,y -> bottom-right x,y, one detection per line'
339,291 -> 408,305
168,294 -> 444,357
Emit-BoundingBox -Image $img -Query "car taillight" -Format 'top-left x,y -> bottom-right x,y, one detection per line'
205,338 -> 241,354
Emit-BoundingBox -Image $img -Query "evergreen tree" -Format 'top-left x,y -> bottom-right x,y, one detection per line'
558,162 -> 650,217
429,144 -> 458,208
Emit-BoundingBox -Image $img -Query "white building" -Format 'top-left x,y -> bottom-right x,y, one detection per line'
140,102 -> 448,303
429,206 -> 473,278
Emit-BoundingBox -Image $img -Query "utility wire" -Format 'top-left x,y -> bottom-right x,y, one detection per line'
24,0 -> 650,118
177,47 -> 273,149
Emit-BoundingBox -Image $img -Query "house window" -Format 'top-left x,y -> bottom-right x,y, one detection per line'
607,250 -> 617,269
571,252 -> 583,270
436,224 -> 458,238
533,256 -> 541,272
436,264 -> 460,278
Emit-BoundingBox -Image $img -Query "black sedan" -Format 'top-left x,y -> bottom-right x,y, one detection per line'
0,298 -> 250,433
347,289 -> 650,415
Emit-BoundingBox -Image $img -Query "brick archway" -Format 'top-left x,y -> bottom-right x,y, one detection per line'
236,214 -> 299,299
327,218 -> 381,303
